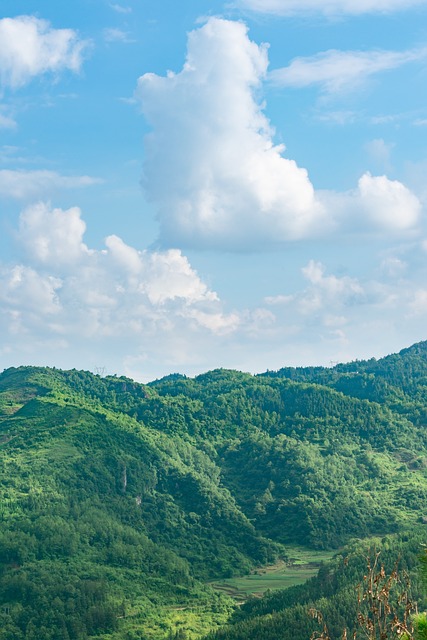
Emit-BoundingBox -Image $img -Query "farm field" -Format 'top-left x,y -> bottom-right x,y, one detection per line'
209,547 -> 337,600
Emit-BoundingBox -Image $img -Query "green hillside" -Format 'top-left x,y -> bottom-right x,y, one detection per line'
0,367 -> 276,639
1,341 -> 427,639
204,530 -> 427,640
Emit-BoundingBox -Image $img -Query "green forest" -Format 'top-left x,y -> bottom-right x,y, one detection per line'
2,341 -> 427,638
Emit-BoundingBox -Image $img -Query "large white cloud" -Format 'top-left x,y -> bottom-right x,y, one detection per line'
270,47 -> 427,94
136,18 -> 422,250
0,16 -> 88,90
237,0 -> 427,16
136,17 -> 326,250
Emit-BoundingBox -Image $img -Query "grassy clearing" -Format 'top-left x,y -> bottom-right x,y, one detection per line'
209,547 -> 337,601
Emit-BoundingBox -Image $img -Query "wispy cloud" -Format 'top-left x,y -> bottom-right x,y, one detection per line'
103,28 -> 135,43
270,47 -> 427,94
364,138 -> 395,171
236,0 -> 427,16
0,170 -> 103,199
109,3 -> 132,13
0,111 -> 16,129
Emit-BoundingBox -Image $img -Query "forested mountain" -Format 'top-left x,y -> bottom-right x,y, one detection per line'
1,341 -> 427,639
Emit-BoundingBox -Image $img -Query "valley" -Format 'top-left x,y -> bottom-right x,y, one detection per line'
209,548 -> 336,601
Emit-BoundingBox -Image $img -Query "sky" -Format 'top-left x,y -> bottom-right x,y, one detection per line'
1,0 -> 427,381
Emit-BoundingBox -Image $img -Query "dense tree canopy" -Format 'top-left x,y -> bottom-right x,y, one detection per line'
1,341 -> 427,638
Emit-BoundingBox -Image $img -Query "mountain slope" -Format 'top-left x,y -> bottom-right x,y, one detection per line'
1,341 -> 427,638
0,367 -> 276,639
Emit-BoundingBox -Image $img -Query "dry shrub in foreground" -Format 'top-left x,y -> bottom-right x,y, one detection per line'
310,552 -> 427,640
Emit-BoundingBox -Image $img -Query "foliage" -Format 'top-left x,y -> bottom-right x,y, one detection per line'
1,341 -> 427,637
205,533 -> 427,640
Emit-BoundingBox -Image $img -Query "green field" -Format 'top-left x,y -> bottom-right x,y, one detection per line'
209,547 -> 337,601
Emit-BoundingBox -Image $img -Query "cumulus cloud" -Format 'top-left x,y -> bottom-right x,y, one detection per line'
0,265 -> 62,316
136,17 -> 326,250
357,173 -> 421,231
318,172 -> 422,234
236,0 -> 427,16
136,18 -> 422,250
18,202 -> 90,267
0,16 -> 89,90
0,202 -> 238,370
105,234 -> 218,305
2,201 -> 427,378
0,170 -> 102,200
270,47 -> 427,94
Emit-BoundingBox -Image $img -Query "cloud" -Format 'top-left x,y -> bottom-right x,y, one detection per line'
314,110 -> 359,125
0,15 -> 89,90
18,202 -> 91,267
319,172 -> 422,233
0,265 -> 62,317
357,173 -> 421,231
265,260 -> 364,321
105,235 -> 218,305
2,202 -> 427,379
0,111 -> 16,129
103,28 -> 135,43
409,289 -> 427,315
236,0 -> 427,16
0,203 -> 238,368
269,47 -> 427,94
364,138 -> 394,171
380,256 -> 407,278
298,260 -> 364,313
110,3 -> 132,13
253,249 -> 427,371
136,17 -> 326,250
135,18 -> 422,250
0,170 -> 102,199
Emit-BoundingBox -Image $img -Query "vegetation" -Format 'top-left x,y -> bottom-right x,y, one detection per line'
1,340 -> 427,638
205,532 -> 427,640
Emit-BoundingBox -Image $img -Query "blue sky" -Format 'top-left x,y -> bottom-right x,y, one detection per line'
1,0 -> 427,381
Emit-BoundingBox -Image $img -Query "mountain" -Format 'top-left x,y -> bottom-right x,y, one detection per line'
0,340 -> 427,639
0,366 -> 277,640
149,342 -> 427,547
